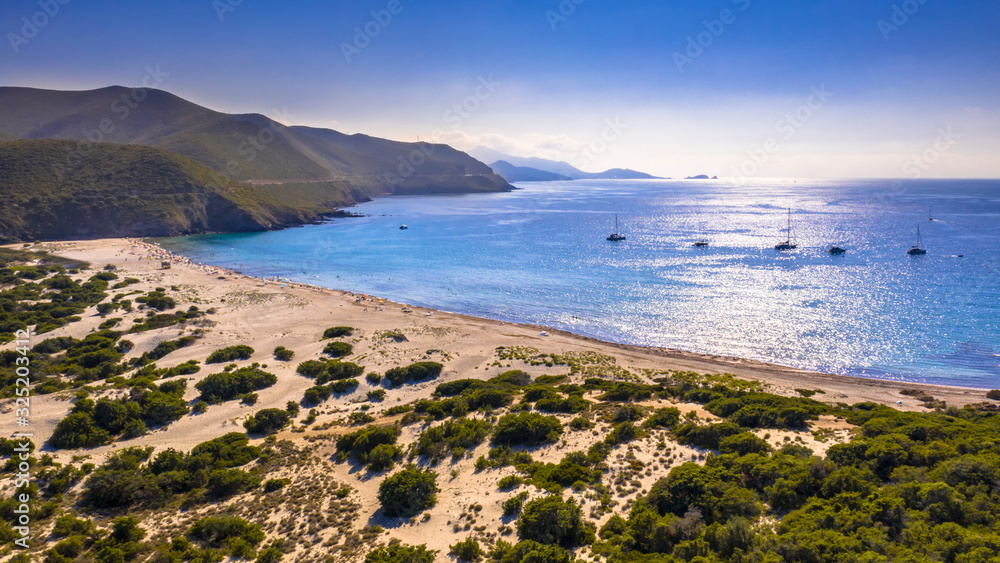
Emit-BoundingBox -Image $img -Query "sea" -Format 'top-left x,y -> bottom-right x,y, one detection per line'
156,178 -> 1000,389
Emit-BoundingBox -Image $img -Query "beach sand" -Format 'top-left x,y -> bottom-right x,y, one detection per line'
2,237 -> 994,559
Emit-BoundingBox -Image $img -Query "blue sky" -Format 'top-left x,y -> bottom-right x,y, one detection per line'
2,0 -> 998,178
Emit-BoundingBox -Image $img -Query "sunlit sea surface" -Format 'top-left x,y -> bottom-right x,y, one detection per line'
157,178 -> 1000,389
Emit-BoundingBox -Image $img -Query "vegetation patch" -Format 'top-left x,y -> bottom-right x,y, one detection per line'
195,364 -> 277,404
205,345 -> 255,364
385,361 -> 444,387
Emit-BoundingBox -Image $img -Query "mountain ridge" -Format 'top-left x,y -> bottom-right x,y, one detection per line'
0,86 -> 511,190
470,145 -> 661,180
489,160 -> 574,182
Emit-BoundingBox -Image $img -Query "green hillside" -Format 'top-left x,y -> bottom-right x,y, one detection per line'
0,130 -> 15,142
0,140 -> 354,242
0,86 -> 511,190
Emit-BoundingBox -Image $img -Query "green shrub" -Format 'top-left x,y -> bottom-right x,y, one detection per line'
675,422 -> 744,451
368,389 -> 387,402
569,417 -> 595,430
366,372 -> 383,384
329,378 -> 359,394
417,418 -> 492,462
644,407 -> 682,430
377,465 -> 438,517
499,475 -> 524,490
490,540 -> 576,563
205,345 -> 255,364
243,409 -> 291,434
503,491 -> 530,516
322,341 -> 353,358
718,432 -> 773,456
49,412 -> 112,449
323,326 -> 354,339
263,478 -> 290,492
364,544 -> 436,563
303,385 -> 331,405
986,389 -> 1000,400
384,361 -> 444,387
336,425 -> 401,466
492,412 -> 563,446
516,495 -> 592,547
273,346 -> 294,361
187,515 -> 264,550
207,468 -> 261,497
195,366 -> 277,404
367,443 -> 402,472
136,290 -> 175,311
295,359 -> 329,377
317,361 -> 364,384
450,537 -> 484,562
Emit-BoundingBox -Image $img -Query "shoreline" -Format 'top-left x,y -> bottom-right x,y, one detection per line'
15,237 -> 992,411
141,237 -> 994,396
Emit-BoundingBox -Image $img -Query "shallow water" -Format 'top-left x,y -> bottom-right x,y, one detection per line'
158,178 -> 1000,388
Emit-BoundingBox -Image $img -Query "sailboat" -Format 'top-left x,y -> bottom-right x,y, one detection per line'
693,225 -> 709,247
774,208 -> 797,250
607,215 -> 626,241
908,226 -> 927,255
928,207 -> 934,221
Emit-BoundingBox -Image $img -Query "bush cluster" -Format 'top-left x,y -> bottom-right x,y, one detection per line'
205,345 -> 255,364
417,418 -> 491,463
50,381 -> 189,449
377,465 -> 438,517
336,425 -> 402,471
243,409 -> 291,434
195,364 -> 277,404
323,326 -> 354,339
492,412 -> 563,446
385,361 -> 444,387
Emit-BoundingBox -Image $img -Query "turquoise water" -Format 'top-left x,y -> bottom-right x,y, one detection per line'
157,178 -> 1000,388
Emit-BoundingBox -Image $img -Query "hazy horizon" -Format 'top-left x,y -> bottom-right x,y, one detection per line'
3,0 -> 999,179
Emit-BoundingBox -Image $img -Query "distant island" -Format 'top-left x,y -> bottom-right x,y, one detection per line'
0,86 -> 513,242
473,146 -> 662,182
685,175 -> 718,180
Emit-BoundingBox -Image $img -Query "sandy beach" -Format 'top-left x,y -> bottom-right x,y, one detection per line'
2,237 -> 995,559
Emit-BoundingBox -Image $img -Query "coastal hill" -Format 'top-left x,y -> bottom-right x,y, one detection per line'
472,145 -> 662,180
0,85 -> 511,193
489,160 -> 573,182
0,139 -> 365,242
0,86 -> 513,242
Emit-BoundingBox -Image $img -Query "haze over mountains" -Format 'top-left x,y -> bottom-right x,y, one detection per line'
472,146 -> 662,181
